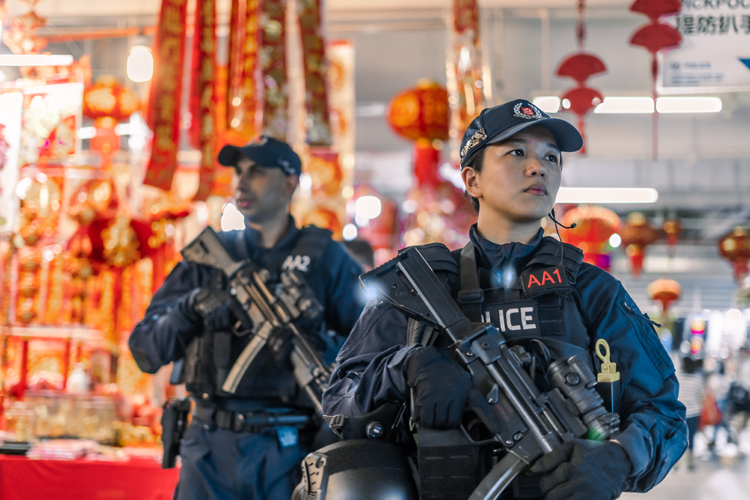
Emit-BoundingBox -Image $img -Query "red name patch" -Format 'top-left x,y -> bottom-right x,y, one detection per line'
521,265 -> 568,295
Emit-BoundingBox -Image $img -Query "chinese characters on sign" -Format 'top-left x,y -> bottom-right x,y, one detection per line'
661,2 -> 750,92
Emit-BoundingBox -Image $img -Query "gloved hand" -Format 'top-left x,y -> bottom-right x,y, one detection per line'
529,439 -> 632,500
267,328 -> 296,368
180,287 -> 235,332
405,345 -> 472,429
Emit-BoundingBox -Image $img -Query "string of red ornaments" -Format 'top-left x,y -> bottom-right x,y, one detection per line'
555,0 -> 606,155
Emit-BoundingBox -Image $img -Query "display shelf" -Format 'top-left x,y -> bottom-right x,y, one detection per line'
4,326 -> 102,341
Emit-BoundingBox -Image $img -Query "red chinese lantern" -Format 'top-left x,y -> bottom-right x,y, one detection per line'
647,278 -> 681,318
718,227 -> 750,282
387,80 -> 450,188
620,212 -> 658,278
83,75 -> 140,166
629,0 -> 682,160
561,206 -> 620,270
555,1 -> 607,154
663,217 -> 681,258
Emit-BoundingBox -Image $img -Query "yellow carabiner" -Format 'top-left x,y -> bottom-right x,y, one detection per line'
595,339 -> 620,383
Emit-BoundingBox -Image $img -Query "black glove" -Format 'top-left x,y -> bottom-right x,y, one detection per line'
180,287 -> 235,332
267,328 -> 295,368
529,439 -> 632,500
405,345 -> 472,429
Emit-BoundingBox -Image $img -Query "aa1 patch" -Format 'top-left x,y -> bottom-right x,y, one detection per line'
521,266 -> 568,296
481,300 -> 540,334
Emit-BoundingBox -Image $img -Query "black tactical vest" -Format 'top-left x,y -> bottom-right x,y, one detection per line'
416,237 -> 594,370
182,226 -> 332,406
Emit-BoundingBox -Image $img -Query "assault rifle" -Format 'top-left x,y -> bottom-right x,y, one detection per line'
360,247 -> 620,500
181,227 -> 331,416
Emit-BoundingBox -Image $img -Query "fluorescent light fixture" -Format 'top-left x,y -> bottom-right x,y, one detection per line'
0,55 -> 74,66
76,127 -> 96,139
532,96 -> 561,113
126,46 -> 153,83
354,196 -> 382,220
656,96 -> 722,113
556,187 -> 658,204
594,97 -> 654,114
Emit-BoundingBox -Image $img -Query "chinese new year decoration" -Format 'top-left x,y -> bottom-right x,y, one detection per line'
560,205 -> 620,271
620,212 -> 658,278
82,76 -> 140,166
387,80 -> 450,188
647,277 -> 681,320
556,0 -> 606,155
189,0 -> 218,201
663,217 -> 681,257
719,226 -> 750,283
447,0 -> 488,161
143,0 -> 189,191
629,0 -> 682,160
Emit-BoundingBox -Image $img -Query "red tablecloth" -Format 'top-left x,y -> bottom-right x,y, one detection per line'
0,455 -> 180,500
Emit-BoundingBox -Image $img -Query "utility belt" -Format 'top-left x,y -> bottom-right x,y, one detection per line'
192,405 -> 314,434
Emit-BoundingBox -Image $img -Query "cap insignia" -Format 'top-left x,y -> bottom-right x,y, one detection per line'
513,102 -> 543,120
248,136 -> 269,147
460,128 -> 487,161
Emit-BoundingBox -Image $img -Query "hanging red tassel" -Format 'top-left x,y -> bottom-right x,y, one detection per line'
629,0 -> 682,160
260,0 -> 289,139
191,0 -> 218,202
143,0 -> 189,191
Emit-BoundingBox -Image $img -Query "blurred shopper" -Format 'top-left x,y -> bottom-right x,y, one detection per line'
128,136 -> 365,500
677,357 -> 705,470
707,361 -> 731,449
317,99 -> 687,500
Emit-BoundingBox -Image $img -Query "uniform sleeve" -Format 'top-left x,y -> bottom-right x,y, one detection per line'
575,266 -> 687,493
320,240 -> 366,336
322,301 -> 420,417
127,261 -> 204,374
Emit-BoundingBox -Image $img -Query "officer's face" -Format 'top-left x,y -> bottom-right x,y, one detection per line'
233,157 -> 299,223
463,127 -> 562,224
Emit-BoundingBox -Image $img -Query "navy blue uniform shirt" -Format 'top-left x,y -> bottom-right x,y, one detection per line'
323,226 -> 687,493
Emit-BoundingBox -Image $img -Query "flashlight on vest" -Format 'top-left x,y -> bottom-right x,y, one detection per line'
595,339 -> 621,415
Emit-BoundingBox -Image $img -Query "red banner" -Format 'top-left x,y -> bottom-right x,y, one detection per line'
260,0 -> 288,139
191,0 -> 218,201
453,0 -> 479,38
143,0 -> 188,190
225,0 -> 260,139
297,0 -> 332,146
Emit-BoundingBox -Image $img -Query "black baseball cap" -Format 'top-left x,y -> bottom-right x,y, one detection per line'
459,99 -> 584,169
218,135 -> 302,176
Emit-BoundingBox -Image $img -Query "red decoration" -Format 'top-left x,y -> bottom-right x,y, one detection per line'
560,206 -> 620,271
718,227 -> 750,283
555,1 -> 606,155
620,212 -> 658,278
83,76 -> 140,122
190,0 -> 218,202
647,278 -> 682,317
449,0 -> 486,130
260,0 -> 288,139
297,0 -> 333,146
387,81 -> 450,189
663,218 -> 681,258
143,0 -> 189,191
629,0 -> 682,160
225,0 -> 260,139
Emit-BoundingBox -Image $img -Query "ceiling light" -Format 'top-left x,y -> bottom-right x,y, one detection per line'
656,96 -> 722,113
342,224 -> 358,241
127,46 -> 154,83
594,97 -> 654,114
354,196 -> 382,220
532,96 -> 561,113
556,187 -> 658,204
609,233 -> 622,248
0,55 -> 74,66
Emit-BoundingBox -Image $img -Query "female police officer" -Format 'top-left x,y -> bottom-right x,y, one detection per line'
322,100 -> 687,500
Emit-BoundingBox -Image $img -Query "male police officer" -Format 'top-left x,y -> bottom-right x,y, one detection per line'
322,100 -> 687,500
129,136 -> 365,500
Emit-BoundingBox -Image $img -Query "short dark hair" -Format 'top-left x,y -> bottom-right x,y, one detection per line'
463,144 -> 564,214
464,149 -> 486,213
